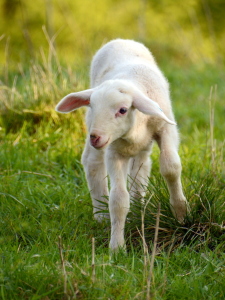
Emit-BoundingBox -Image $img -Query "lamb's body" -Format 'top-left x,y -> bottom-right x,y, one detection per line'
90,40 -> 176,158
56,39 -> 187,251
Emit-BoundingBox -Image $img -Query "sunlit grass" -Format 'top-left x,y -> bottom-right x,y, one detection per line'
0,41 -> 225,299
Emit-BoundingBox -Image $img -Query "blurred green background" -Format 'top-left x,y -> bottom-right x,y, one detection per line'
0,0 -> 225,70
0,4 -> 224,299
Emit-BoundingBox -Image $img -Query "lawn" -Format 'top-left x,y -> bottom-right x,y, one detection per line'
0,44 -> 225,299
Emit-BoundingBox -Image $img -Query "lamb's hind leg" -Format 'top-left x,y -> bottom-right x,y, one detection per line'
157,126 -> 187,222
128,150 -> 152,200
81,140 -> 109,221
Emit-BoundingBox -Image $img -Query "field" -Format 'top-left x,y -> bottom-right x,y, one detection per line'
0,1 -> 225,299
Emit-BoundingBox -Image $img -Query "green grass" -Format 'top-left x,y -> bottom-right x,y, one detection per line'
0,49 -> 225,299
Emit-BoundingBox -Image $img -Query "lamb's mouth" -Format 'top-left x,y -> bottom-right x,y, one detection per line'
93,139 -> 110,150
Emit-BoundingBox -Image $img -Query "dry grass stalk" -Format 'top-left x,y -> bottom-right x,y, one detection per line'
209,84 -> 217,172
57,236 -> 68,298
141,209 -> 148,282
141,196 -> 152,282
92,237 -> 96,283
146,203 -> 161,300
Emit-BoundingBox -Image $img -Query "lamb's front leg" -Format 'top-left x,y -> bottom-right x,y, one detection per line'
106,150 -> 130,251
82,141 -> 109,221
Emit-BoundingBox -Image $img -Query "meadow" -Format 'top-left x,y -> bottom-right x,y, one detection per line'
0,1 -> 225,299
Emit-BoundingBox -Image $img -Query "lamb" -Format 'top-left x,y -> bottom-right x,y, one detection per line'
55,39 -> 188,251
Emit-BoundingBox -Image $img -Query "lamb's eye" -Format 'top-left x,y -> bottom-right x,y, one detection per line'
119,108 -> 127,114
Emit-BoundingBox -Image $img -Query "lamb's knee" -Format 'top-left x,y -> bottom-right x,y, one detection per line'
109,188 -> 130,218
160,151 -> 182,182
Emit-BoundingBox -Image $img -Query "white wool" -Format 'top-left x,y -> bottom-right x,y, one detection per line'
56,39 -> 187,251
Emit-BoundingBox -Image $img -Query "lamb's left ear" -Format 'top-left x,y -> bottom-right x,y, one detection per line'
132,89 -> 176,125
55,89 -> 94,113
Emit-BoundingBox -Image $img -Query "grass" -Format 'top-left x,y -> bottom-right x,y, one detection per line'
0,47 -> 225,299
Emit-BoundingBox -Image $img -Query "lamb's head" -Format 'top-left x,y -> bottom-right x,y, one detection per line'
55,80 -> 176,150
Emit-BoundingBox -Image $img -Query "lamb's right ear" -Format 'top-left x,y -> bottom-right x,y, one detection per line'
55,89 -> 94,113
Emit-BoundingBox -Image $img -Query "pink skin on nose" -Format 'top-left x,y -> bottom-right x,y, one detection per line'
90,134 -> 100,147
90,134 -> 109,149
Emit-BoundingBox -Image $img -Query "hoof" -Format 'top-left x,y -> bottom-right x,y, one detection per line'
171,199 -> 189,224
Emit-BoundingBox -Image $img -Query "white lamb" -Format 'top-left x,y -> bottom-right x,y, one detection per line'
55,39 -> 188,251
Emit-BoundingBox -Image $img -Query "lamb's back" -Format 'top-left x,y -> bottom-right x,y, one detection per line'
90,39 -> 156,87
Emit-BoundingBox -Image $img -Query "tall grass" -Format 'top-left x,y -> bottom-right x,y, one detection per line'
0,38 -> 225,299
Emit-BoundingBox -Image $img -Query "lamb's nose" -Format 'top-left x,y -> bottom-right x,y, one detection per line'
90,134 -> 100,146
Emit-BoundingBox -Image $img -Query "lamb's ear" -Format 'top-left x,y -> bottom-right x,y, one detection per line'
132,91 -> 176,125
55,89 -> 94,113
